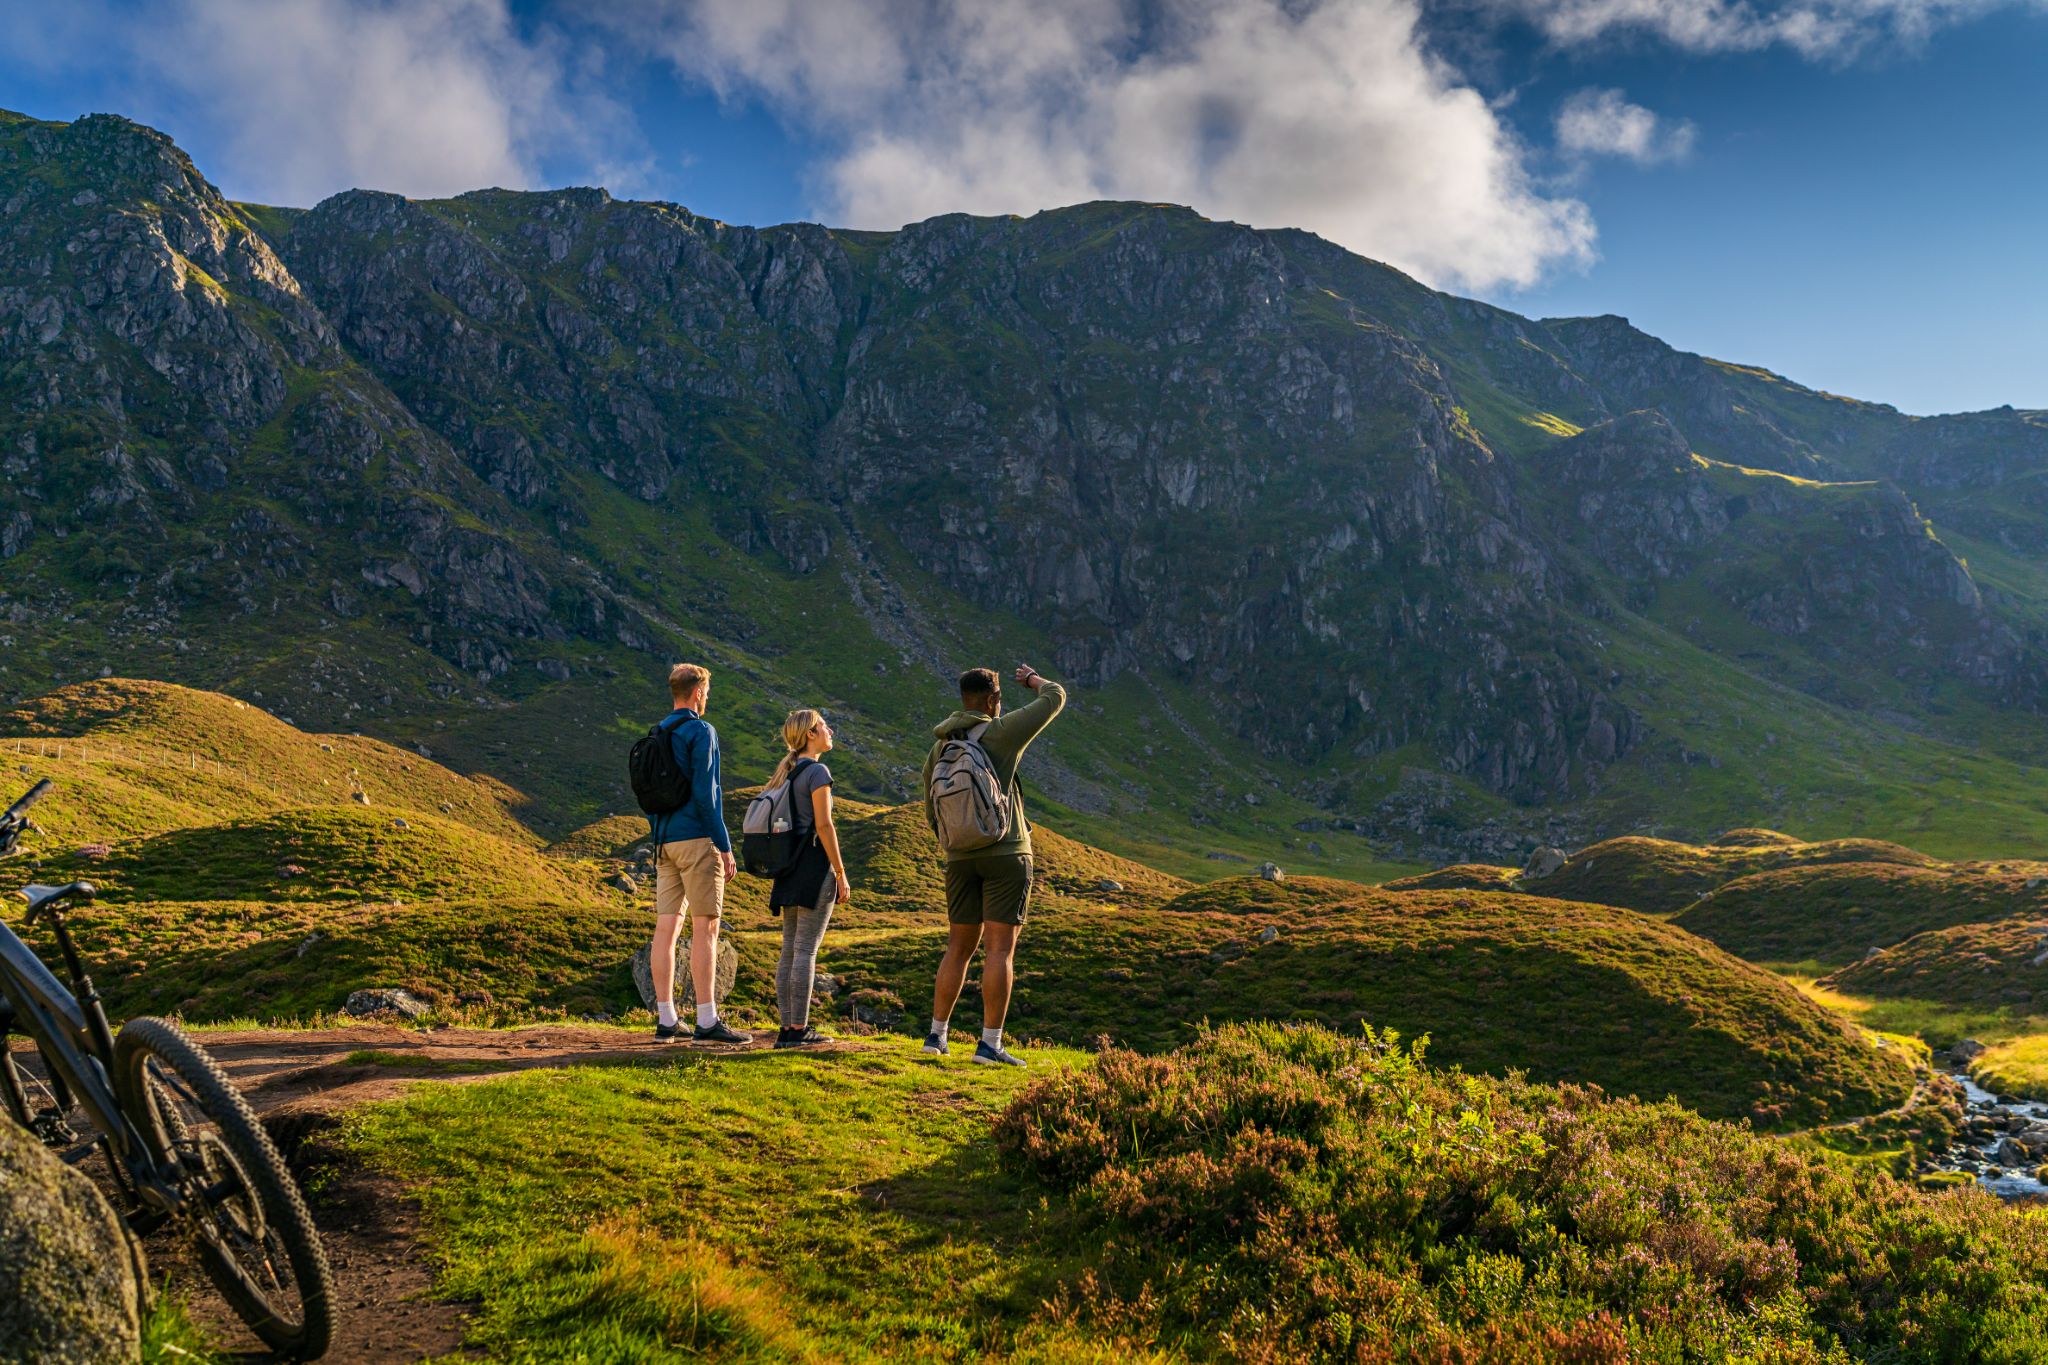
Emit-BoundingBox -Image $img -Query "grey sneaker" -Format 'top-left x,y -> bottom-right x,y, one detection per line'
971,1040 -> 1026,1068
921,1030 -> 950,1057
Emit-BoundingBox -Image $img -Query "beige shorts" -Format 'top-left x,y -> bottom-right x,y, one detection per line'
653,837 -> 725,921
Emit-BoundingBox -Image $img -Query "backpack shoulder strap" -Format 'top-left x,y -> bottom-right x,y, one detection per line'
966,721 -> 991,744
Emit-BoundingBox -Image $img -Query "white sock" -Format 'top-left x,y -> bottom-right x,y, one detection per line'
930,1018 -> 949,1042
696,1002 -> 718,1028
656,1001 -> 678,1028
982,1026 -> 1004,1049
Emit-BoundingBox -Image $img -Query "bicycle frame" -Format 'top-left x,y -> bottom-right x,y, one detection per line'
0,913 -> 182,1224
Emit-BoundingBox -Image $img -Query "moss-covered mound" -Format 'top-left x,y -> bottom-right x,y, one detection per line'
1672,860 -> 2048,968
62,896 -> 748,1025
1530,833 -> 1938,914
996,1022 -> 2048,1362
38,806 -> 598,905
1710,827 -> 1805,848
826,801 -> 1188,917
1822,916 -> 2048,1010
826,879 -> 1916,1126
545,814 -> 651,861
0,678 -> 534,843
1379,863 -> 1522,891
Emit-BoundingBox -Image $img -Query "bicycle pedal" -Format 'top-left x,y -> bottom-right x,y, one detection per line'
30,1110 -> 79,1148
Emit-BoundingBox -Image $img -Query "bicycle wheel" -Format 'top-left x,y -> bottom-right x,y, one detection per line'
113,1016 -> 334,1359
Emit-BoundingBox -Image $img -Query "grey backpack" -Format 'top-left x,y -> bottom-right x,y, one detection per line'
927,723 -> 1010,854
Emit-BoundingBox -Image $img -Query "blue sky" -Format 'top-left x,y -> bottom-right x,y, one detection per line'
2,0 -> 2043,415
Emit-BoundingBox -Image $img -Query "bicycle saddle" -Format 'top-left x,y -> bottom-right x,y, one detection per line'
17,882 -> 95,914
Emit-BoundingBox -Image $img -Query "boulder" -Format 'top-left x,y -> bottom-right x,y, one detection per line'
344,987 -> 429,1019
610,872 -> 639,895
1210,938 -> 1248,963
1258,926 -> 1281,944
846,988 -> 906,1031
1095,879 -> 1124,892
630,936 -> 739,1009
1522,845 -> 1568,879
1951,1038 -> 1989,1063
812,972 -> 843,1000
0,1120 -> 147,1363
1256,862 -> 1285,883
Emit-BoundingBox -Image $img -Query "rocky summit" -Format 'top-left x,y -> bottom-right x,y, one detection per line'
3,108 -> 2045,857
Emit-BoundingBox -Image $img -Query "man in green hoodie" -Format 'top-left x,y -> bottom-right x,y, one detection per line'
922,663 -> 1066,1067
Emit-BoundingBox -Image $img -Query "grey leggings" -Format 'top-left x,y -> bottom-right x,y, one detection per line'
776,879 -> 835,1028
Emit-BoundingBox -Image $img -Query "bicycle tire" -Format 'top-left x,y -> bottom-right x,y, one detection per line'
113,1016 -> 334,1359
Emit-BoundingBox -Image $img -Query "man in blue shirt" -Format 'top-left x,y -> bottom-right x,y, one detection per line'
648,663 -> 743,1043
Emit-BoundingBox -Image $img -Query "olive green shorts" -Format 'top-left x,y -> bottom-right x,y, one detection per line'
944,852 -> 1033,927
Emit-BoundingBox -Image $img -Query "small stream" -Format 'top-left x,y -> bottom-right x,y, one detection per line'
1921,1068 -> 2048,1200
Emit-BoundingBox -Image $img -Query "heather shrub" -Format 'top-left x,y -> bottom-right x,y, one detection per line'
996,1023 -> 2048,1363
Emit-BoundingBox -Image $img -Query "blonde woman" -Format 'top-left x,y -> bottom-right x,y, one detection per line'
767,708 -> 848,1048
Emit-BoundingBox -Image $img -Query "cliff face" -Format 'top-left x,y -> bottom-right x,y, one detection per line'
3,109 -> 2042,824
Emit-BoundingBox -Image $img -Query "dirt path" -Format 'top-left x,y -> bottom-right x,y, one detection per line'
17,1022 -> 850,1363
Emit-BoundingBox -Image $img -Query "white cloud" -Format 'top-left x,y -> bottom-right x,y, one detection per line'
628,0 -> 1597,292
6,0 -> 640,205
1555,88 -> 1695,164
1489,0 -> 2039,59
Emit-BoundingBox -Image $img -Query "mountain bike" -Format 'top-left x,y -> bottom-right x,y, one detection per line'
0,778 -> 334,1358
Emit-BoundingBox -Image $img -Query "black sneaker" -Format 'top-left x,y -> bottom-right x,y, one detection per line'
971,1040 -> 1026,1068
921,1030 -> 950,1057
775,1027 -> 826,1049
653,1020 -> 683,1041
693,1019 -> 750,1045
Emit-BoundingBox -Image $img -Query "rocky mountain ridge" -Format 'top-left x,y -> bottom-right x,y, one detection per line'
4,108 -> 2044,852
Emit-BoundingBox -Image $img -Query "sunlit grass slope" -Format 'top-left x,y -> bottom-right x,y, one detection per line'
338,1026 -> 2047,1364
0,678 -> 535,843
1530,833 -> 1937,915
823,876 -> 1915,1126
1823,916 -> 2048,1011
1674,860 -> 2048,968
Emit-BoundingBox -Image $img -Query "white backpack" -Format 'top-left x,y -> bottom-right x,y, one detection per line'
927,723 -> 1010,854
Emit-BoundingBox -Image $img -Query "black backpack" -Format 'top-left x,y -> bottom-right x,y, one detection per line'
740,757 -> 816,879
629,715 -> 696,816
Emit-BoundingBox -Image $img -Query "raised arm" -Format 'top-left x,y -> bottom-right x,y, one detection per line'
983,667 -> 1066,753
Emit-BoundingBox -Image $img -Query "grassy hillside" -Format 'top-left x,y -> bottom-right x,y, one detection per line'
1379,863 -> 1521,891
823,876 -> 1915,1126
0,679 -> 537,843
34,807 -> 599,905
67,897 -> 690,1026
337,1025 -> 2047,1363
1673,860 -> 2048,968
1824,917 -> 2048,1011
1528,832 -> 1937,914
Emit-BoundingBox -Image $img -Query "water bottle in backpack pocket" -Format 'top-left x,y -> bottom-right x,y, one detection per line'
927,723 -> 1011,854
741,757 -> 815,877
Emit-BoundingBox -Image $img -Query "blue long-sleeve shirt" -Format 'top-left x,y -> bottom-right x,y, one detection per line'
647,708 -> 732,853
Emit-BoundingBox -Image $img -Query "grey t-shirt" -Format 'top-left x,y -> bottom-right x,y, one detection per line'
790,759 -> 832,831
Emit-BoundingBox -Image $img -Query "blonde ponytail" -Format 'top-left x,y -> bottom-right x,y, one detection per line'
770,708 -> 825,785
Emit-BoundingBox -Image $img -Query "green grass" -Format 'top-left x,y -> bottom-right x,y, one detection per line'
339,1036 -> 1117,1363
1675,859 -> 2048,968
820,876 -> 1916,1127
1977,1035 -> 2048,1101
33,805 -> 601,905
1821,916 -> 2048,1011
338,1024 -> 2047,1364
1531,833 -> 1938,915
141,1295 -> 226,1364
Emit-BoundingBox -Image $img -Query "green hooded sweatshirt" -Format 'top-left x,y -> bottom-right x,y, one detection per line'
923,680 -> 1067,861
